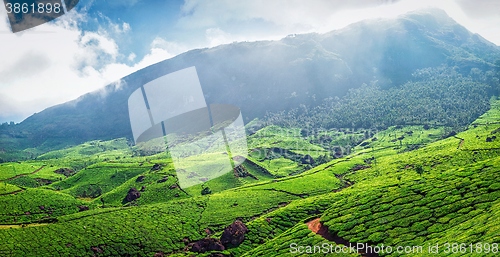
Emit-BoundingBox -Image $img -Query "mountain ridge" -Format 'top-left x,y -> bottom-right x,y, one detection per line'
1,8 -> 499,160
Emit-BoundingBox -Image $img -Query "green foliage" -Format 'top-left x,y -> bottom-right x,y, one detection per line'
0,183 -> 21,195
244,223 -> 358,257
245,125 -> 361,177
201,186 -> 212,195
265,66 -> 492,130
415,165 -> 425,176
1,12 -> 500,256
0,162 -> 46,180
1,99 -> 500,256
320,159 -> 500,251
0,188 -> 86,224
51,162 -> 149,198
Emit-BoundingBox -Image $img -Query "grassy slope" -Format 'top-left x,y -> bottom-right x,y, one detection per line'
246,125 -> 330,177
50,162 -> 150,197
0,188 -> 86,224
242,99 -> 500,257
0,162 -> 47,181
247,126 -> 328,159
0,100 -> 498,256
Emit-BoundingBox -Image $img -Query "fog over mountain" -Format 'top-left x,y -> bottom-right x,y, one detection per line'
1,8 -> 499,158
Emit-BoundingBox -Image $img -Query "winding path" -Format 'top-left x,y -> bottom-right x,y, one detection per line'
0,165 -> 46,195
0,165 -> 46,182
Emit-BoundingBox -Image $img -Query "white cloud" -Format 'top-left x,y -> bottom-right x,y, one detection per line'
109,21 -> 131,34
100,12 -> 131,35
108,0 -> 141,7
455,0 -> 500,19
151,37 -> 188,54
205,28 -> 233,47
128,52 -> 136,61
0,8 -> 186,123
77,31 -> 119,67
178,0 -> 500,45
124,37 -> 188,72
0,52 -> 51,84
0,93 -> 59,122
122,22 -> 131,33
179,0 -> 400,32
1,0 -> 499,123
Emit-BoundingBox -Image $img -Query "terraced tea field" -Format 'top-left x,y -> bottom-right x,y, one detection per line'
0,100 -> 499,256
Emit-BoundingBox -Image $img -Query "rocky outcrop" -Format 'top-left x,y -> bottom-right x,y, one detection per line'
135,175 -> 145,182
300,154 -> 315,165
150,164 -> 162,171
189,238 -> 225,253
78,205 -> 89,212
220,220 -> 248,247
157,176 -> 168,183
54,168 -> 76,177
124,188 -> 141,203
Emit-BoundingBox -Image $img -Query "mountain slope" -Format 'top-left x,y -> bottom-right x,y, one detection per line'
1,8 -> 499,161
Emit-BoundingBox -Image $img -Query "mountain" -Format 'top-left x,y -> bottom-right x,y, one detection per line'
1,8 -> 499,160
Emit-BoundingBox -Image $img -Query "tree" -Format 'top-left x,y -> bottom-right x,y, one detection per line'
201,186 -> 212,195
495,60 -> 500,95
415,165 -> 425,176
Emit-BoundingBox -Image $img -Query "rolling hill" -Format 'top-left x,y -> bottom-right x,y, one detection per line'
0,91 -> 498,257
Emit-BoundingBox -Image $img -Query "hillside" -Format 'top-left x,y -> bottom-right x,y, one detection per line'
1,7 -> 500,257
1,9 -> 499,161
0,97 -> 499,256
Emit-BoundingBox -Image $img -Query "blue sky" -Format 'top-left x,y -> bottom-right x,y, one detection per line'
0,0 -> 499,123
80,0 -> 185,62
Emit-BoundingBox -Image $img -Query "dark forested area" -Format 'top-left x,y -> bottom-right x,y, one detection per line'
264,66 -> 498,130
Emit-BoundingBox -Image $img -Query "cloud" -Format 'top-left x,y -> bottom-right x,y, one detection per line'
151,37 -> 187,55
452,0 -> 500,45
107,0 -> 141,7
97,12 -> 132,35
1,0 -> 499,123
455,0 -> 500,19
179,0 -> 401,31
89,37 -> 187,84
76,31 -> 119,68
122,22 -> 131,33
176,0 -> 422,46
205,28 -> 233,47
128,52 -> 136,61
0,94 -> 45,122
0,7 -> 187,123
178,0 -> 500,45
109,21 -> 131,34
0,52 -> 51,84
0,9 -> 87,122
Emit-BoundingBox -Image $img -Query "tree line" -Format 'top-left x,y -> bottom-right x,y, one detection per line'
264,66 -> 497,131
